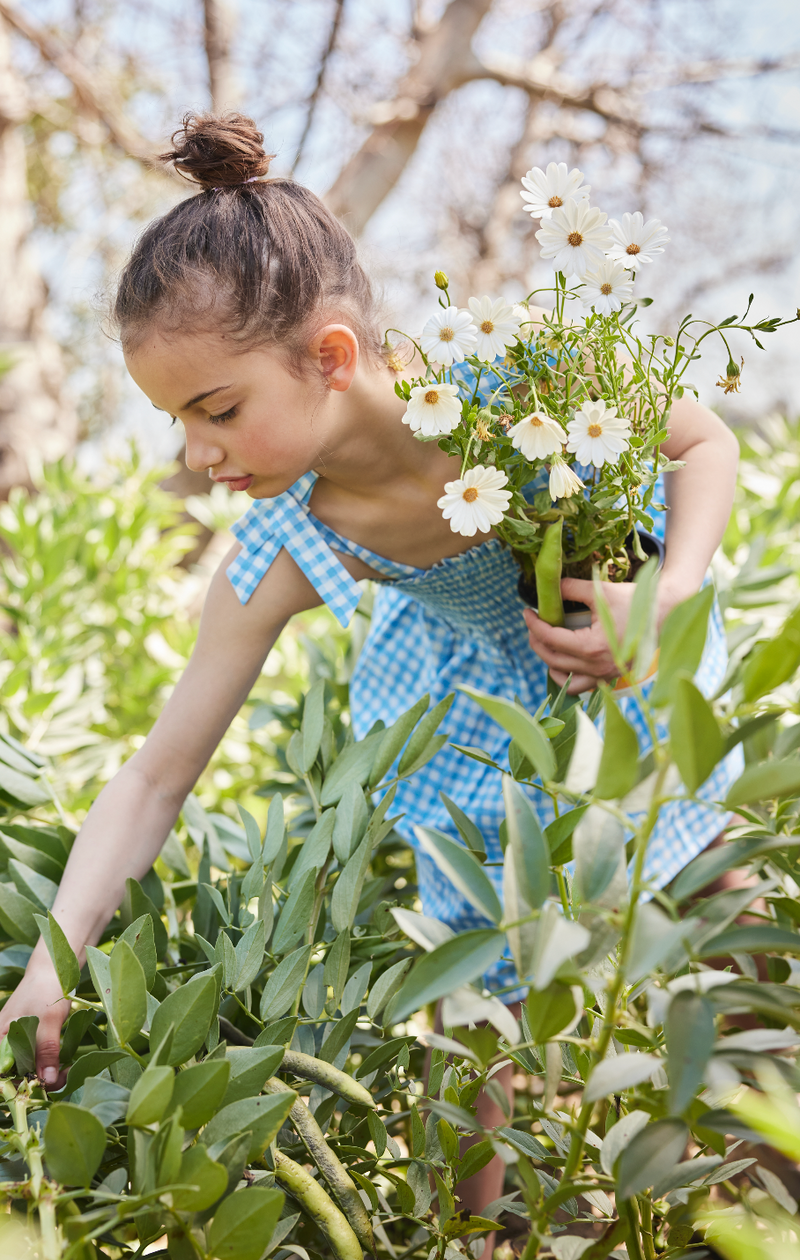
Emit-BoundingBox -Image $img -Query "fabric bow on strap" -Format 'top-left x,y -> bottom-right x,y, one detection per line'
226,472 -> 363,627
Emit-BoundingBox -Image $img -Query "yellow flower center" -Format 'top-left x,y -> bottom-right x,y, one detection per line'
480,320 -> 494,334
548,195 -> 563,207
588,423 -> 603,437
463,486 -> 479,502
529,415 -> 543,427
439,326 -> 455,341
626,243 -> 641,255
568,231 -> 583,247
424,389 -> 439,405
600,283 -> 612,295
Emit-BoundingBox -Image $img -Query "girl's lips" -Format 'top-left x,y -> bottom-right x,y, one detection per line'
219,475 -> 253,492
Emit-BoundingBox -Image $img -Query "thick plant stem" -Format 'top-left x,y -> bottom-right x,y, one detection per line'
623,1199 -> 646,1260
640,1196 -> 655,1260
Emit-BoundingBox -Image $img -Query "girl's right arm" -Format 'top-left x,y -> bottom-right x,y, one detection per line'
0,543 -> 327,1085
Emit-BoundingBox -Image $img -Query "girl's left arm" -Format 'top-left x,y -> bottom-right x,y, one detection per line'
524,397 -> 740,692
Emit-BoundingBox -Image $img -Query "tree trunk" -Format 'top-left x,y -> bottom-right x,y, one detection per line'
0,16 -> 76,497
203,0 -> 239,111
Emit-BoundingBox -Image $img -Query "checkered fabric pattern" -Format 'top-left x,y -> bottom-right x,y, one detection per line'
227,471 -> 364,627
226,449 -> 743,1004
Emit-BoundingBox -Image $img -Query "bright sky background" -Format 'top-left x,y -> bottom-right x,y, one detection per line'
17,0 -> 800,468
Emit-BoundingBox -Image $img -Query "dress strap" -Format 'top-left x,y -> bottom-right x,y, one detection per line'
226,473 -> 364,627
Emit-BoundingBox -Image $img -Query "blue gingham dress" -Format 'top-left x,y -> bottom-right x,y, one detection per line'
228,472 -> 743,1000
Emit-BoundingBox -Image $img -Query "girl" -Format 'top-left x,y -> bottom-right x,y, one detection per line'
1,114 -> 741,1215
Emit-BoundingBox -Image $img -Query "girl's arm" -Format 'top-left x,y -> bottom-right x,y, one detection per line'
0,544 -> 327,1084
524,396 -> 740,692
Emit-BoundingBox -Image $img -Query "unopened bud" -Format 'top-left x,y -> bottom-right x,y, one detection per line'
663,336 -> 675,346
434,270 -> 449,291
726,358 -> 740,377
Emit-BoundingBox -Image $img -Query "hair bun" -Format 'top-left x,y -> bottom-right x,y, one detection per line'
161,112 -> 273,189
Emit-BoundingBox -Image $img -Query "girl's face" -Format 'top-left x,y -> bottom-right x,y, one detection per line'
125,327 -> 346,497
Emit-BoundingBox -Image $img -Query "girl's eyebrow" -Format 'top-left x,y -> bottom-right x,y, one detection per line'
182,384 -> 233,410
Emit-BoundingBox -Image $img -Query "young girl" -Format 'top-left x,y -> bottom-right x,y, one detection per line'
1,113 -> 741,1211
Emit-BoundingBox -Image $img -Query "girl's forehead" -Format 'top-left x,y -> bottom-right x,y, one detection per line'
124,331 -> 271,411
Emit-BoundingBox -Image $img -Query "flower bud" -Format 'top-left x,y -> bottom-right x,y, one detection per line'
663,336 -> 675,346
434,270 -> 449,291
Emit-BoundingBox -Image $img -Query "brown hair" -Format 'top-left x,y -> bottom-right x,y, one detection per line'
113,112 -> 382,372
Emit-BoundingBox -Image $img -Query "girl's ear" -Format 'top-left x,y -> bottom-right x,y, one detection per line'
310,324 -> 360,391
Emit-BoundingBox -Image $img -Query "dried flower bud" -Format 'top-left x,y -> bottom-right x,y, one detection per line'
716,356 -> 744,395
434,270 -> 450,291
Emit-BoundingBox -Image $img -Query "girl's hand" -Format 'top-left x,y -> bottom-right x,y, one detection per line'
523,575 -> 686,694
0,960 -> 70,1088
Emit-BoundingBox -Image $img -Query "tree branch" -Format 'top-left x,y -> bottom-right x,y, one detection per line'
291,0 -> 345,176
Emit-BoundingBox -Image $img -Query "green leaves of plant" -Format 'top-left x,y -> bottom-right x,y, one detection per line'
369,694 -> 429,788
207,1185 -> 284,1260
44,1103 -> 106,1186
172,1143 -> 228,1212
260,945 -> 313,1022
149,972 -> 217,1066
273,870 -> 316,956
391,930 -> 506,1023
414,826 -> 502,923
109,938 -> 148,1046
666,990 -> 715,1114
725,756 -> 800,807
742,604 -> 800,701
201,1092 -> 296,1163
594,694 -> 639,799
670,677 -> 723,792
502,777 -> 549,910
651,586 -> 714,706
330,835 -> 372,934
526,981 -> 577,1044
616,1118 -> 688,1199
34,911 -> 79,996
126,1065 -> 174,1127
460,686 -> 556,781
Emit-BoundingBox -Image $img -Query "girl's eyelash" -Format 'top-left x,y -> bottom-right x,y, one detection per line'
209,406 -> 237,425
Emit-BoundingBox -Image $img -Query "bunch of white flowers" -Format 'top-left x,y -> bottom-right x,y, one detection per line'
393,161 -> 788,574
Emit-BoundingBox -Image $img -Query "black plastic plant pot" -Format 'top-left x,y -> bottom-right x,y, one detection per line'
517,529 -> 666,630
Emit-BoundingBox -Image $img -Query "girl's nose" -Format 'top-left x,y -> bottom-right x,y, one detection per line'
184,427 -> 225,473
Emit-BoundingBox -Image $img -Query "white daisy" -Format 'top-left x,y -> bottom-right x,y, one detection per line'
420,306 -> 477,366
467,296 -> 521,361
403,382 -> 462,437
520,162 -> 590,219
566,400 -> 631,467
535,201 -> 613,278
437,465 -> 512,537
549,456 -> 585,500
581,259 -> 635,315
508,411 -> 564,461
512,302 -> 537,328
606,212 -> 670,271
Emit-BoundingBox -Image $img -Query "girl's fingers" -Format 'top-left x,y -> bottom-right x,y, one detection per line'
560,577 -> 596,606
549,669 -> 598,694
36,998 -> 69,1089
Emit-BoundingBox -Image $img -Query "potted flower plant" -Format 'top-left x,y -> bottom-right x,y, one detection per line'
392,161 -> 793,629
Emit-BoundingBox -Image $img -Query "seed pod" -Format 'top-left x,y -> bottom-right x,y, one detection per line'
265,1079 -> 375,1255
273,1150 -> 363,1260
281,1049 -> 375,1109
535,518 -> 565,628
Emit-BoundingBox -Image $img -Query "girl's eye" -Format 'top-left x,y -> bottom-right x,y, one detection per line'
209,406 -> 237,425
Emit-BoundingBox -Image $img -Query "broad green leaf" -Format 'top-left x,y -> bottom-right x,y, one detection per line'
7,1016 -> 38,1075
584,1052 -> 660,1102
287,809 -> 335,890
272,869 -> 316,956
592,570 -> 623,669
323,930 -> 350,1009
319,1008 -> 359,1065
233,918 -> 266,991
109,939 -> 148,1045
341,960 -> 372,1015
622,555 -> 660,664
530,904 -> 590,990
85,945 -> 113,1020
121,877 -> 168,958
319,728 -> 385,806
207,1185 -> 284,1260
0,881 -> 41,945
616,1118 -> 688,1199
573,809 -> 626,905
370,694 -> 430,788
545,806 -> 589,867
79,1076 -> 130,1128
216,930 -> 237,987
262,793 -> 286,865
300,678 -> 326,773
397,695 -> 453,777
414,826 -> 502,924
356,1035 -> 415,1079
126,1065 -> 175,1126
201,1092 -> 296,1162
237,805 -> 263,864
34,912 -> 79,997
666,991 -> 715,1114
391,930 -> 506,1023
729,1088 -> 800,1161
44,1103 -> 106,1186
625,902 -> 693,983
651,586 -> 714,706
526,981 -> 577,1044
260,945 -> 313,1021
502,846 -> 536,982
439,792 -> 486,857
460,686 -> 556,781
168,1058 -> 231,1128
742,604 -> 800,702
330,834 -> 372,934
172,1143 -> 228,1212
62,1050 -> 127,1094
599,1109 -> 649,1176
497,1127 -> 551,1162
725,757 -> 800,807
366,957 -> 412,1022
149,973 -> 217,1066
0,761 -> 50,807
697,925 -> 800,957
332,781 -> 369,863
222,1045 -> 284,1106
502,776 -> 549,909
670,677 -> 724,793
594,695 -> 639,799
671,835 -> 800,901
8,860 -> 58,911
302,962 -> 325,1018
118,914 -> 157,991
